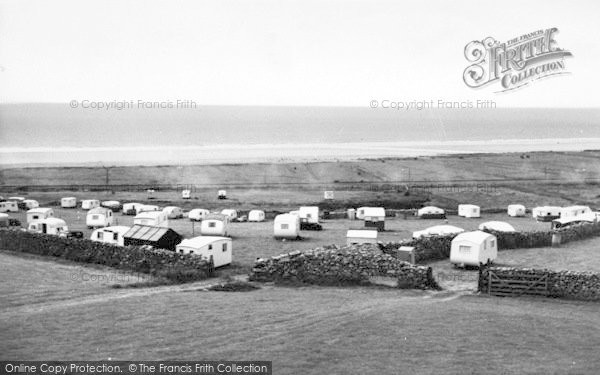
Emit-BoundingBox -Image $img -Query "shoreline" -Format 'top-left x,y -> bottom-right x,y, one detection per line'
1,137 -> 600,168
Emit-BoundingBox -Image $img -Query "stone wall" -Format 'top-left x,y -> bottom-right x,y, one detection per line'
250,244 -> 439,290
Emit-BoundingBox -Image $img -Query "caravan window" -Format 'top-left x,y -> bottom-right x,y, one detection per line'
208,244 -> 213,250
281,224 -> 289,229
490,240 -> 495,248
222,243 -> 227,252
97,232 -> 103,240
459,245 -> 470,253
483,241 -> 487,250
113,233 -> 118,241
208,222 -> 216,228
33,215 -> 39,220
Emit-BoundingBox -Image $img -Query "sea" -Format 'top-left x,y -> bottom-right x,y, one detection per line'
1,104 -> 599,166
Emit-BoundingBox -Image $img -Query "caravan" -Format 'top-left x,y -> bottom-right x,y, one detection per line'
362,207 -> 386,231
346,230 -> 378,245
163,206 -> 184,219
86,207 -> 114,228
274,214 -> 300,239
450,231 -> 497,267
507,204 -> 526,217
176,236 -> 232,267
23,199 -> 39,209
90,226 -> 130,246
532,206 -> 561,222
0,201 -> 18,213
248,210 -> 266,222
101,201 -> 121,212
458,204 -> 480,218
134,211 -> 168,227
28,218 -> 69,236
188,208 -> 210,221
200,214 -> 229,236
27,208 -> 54,224
122,203 -> 142,215
560,205 -> 592,219
81,199 -> 100,210
61,197 -> 77,208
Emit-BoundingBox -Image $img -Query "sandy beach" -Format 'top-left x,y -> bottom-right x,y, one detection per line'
2,137 -> 600,167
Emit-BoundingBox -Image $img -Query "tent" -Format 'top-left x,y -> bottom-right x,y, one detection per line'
450,231 -> 497,267
248,210 -> 266,222
417,206 -> 446,219
274,214 -> 300,239
507,204 -> 526,217
90,226 -> 131,246
478,221 -> 516,232
123,225 -> 182,251
412,225 -> 465,239
346,230 -> 378,245
176,236 -> 232,267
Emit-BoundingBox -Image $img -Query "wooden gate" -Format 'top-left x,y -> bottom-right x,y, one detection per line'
483,270 -> 549,297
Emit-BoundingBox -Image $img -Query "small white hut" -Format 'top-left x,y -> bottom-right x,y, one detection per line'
176,236 -> 232,267
218,190 -> 227,199
299,206 -> 319,224
182,189 -> 191,199
362,207 -> 386,231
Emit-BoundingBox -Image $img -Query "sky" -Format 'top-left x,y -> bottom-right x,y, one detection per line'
0,0 -> 599,107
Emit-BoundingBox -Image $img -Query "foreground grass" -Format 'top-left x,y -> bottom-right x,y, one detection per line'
0,251 -> 599,374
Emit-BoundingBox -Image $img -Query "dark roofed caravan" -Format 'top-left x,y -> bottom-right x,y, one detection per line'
123,225 -> 183,251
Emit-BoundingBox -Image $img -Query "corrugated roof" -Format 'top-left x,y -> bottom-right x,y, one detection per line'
124,225 -> 170,241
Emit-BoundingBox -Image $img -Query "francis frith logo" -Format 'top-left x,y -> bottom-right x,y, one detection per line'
463,27 -> 573,92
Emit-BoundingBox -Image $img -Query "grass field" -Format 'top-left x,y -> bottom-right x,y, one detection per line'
0,251 -> 599,374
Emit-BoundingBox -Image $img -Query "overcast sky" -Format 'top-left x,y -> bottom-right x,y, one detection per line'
1,0 -> 599,107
